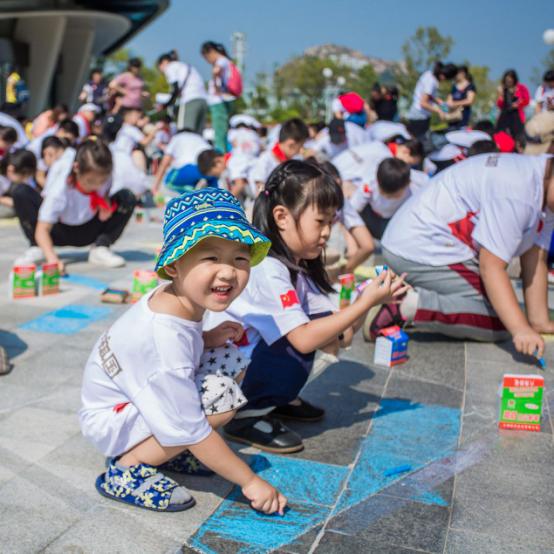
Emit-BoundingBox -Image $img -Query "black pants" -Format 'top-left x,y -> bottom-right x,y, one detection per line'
407,118 -> 431,140
360,204 -> 390,240
12,184 -> 136,247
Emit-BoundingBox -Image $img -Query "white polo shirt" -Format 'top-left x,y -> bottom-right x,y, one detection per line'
382,154 -> 554,266
165,132 -> 210,169
113,123 -> 144,155
206,256 -> 335,358
408,70 -> 439,120
163,61 -> 207,104
80,286 -> 211,457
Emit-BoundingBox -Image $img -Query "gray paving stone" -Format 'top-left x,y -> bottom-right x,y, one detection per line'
384,374 -> 464,408
313,531 -> 424,554
445,528 -> 554,554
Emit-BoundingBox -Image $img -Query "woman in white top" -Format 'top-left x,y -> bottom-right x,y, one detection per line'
157,51 -> 208,134
407,61 -> 458,139
201,41 -> 238,153
12,140 -> 136,270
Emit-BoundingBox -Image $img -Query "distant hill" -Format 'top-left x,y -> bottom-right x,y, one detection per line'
304,44 -> 402,77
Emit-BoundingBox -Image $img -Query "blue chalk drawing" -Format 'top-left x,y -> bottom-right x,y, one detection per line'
188,399 -> 461,553
61,274 -> 108,291
19,304 -> 112,335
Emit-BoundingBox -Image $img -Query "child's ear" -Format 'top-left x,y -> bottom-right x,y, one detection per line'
164,263 -> 178,278
272,205 -> 290,231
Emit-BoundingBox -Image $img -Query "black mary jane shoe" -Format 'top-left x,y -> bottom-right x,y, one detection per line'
223,416 -> 304,453
271,398 -> 325,422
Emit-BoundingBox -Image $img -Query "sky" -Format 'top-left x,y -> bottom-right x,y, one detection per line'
127,0 -> 554,87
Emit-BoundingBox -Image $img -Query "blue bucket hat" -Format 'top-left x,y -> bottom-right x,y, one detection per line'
155,189 -> 271,280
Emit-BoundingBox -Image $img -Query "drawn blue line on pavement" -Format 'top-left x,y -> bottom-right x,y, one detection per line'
188,400 -> 461,553
61,274 -> 108,291
19,304 -> 112,335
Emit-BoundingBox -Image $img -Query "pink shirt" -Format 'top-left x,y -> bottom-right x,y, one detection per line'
113,72 -> 144,108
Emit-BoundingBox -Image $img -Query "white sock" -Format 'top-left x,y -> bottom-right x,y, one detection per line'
400,289 -> 418,323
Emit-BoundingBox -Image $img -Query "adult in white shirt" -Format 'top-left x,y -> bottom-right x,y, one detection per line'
407,62 -> 457,139
372,154 -> 554,354
157,53 -> 208,134
201,41 -> 238,153
12,140 -> 136,269
534,70 -> 554,114
151,131 -> 212,195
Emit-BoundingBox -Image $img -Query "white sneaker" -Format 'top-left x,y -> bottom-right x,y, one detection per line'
88,246 -> 125,268
14,246 -> 45,266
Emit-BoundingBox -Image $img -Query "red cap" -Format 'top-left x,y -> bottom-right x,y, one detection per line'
493,131 -> 515,153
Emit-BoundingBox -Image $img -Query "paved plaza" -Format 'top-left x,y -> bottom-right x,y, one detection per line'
0,211 -> 553,554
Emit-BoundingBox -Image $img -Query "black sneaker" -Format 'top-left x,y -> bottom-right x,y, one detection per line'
223,416 -> 304,453
272,398 -> 325,422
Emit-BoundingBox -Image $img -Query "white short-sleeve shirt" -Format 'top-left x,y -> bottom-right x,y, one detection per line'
534,84 -> 554,112
382,154 -> 553,266
229,128 -> 261,158
332,141 -> 391,183
113,123 -> 144,155
313,122 -> 369,160
163,61 -> 207,104
165,132 -> 211,169
79,287 -> 211,457
42,147 -> 75,197
38,150 -> 112,226
408,70 -> 439,120
338,197 -> 365,230
249,148 -> 281,187
205,257 -> 335,358
110,146 -> 150,196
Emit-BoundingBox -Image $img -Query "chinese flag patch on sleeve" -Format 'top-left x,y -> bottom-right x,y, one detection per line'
280,289 -> 300,309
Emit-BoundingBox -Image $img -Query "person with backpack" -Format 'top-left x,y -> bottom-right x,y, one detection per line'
201,41 -> 243,153
157,51 -> 208,134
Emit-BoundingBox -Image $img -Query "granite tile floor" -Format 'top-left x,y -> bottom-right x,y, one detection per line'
0,213 -> 552,554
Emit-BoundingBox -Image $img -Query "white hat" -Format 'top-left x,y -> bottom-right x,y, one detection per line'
524,112 -> 554,155
369,121 -> 411,142
230,114 -> 261,129
429,144 -> 465,162
445,129 -> 491,148
79,103 -> 101,114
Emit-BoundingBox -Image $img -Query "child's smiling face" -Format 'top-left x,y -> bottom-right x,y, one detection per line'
166,236 -> 251,317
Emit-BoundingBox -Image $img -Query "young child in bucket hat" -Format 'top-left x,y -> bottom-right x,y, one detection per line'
79,189 -> 287,514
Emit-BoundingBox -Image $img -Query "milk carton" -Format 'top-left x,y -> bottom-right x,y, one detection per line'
9,264 -> 36,299
374,325 -> 409,367
338,273 -> 355,309
36,263 -> 60,296
499,374 -> 544,432
131,270 -> 159,302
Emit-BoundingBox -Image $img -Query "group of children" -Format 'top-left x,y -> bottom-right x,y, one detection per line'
0,61 -> 553,515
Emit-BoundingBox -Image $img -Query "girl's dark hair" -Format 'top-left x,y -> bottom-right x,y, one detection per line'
128,57 -> 142,70
200,41 -> 229,58
253,159 -> 344,294
457,65 -> 473,82
0,125 -> 18,145
0,148 -> 37,176
433,61 -> 457,80
74,139 -> 113,176
502,69 -> 519,86
157,50 -> 178,66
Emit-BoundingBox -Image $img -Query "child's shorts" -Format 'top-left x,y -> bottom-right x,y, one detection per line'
196,344 -> 248,414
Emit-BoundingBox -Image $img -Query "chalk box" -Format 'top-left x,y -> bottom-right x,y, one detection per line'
374,325 -> 409,367
499,374 -> 544,432
36,263 -> 60,296
131,270 -> 159,302
9,264 -> 36,299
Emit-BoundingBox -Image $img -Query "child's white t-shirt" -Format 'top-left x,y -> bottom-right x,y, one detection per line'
332,141 -> 391,183
113,123 -> 144,155
249,148 -> 281,187
337,198 -> 365,230
313,122 -> 369,160
163,61 -> 207,104
39,150 -> 112,226
229,128 -> 261,158
80,286 -> 211,456
408,70 -> 439,120
165,132 -> 210,169
110,146 -> 150,196
206,257 -> 335,358
382,153 -> 554,266
42,147 -> 75,197
534,84 -> 554,112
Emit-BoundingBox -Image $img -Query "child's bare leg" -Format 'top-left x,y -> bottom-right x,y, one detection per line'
118,410 -> 237,467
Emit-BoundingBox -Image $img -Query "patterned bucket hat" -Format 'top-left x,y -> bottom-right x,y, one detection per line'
155,189 -> 271,280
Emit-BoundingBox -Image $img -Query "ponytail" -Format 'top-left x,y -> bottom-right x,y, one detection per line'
200,41 -> 229,59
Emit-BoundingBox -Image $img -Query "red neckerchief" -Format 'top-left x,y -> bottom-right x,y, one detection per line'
73,179 -> 117,214
387,142 -> 398,157
224,152 -> 232,167
272,142 -> 288,163
76,113 -> 91,136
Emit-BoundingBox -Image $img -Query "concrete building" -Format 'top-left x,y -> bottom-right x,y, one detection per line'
0,0 -> 169,115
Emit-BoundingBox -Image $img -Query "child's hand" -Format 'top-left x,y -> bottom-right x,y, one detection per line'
513,326 -> 545,358
359,270 -> 410,307
203,321 -> 244,348
242,475 -> 287,515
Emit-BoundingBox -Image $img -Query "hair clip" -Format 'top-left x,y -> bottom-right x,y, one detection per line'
264,190 -> 270,196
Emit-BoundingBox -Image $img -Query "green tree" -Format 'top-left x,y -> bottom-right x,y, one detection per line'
467,64 -> 497,121
344,64 -> 378,101
395,26 -> 454,101
247,72 -> 271,120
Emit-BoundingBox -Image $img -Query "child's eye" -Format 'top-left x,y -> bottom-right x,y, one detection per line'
202,256 -> 218,262
235,256 -> 250,263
